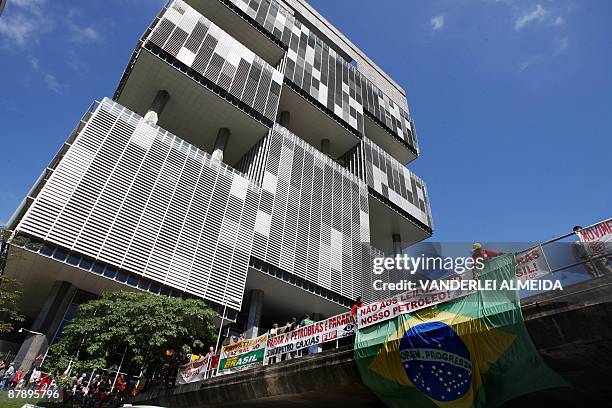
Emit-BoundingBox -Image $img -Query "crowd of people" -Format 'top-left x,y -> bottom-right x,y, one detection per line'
0,361 -> 55,391
57,372 -> 138,406
1,229 -> 608,404
0,358 -> 142,406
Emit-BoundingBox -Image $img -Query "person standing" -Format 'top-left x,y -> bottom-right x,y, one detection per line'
299,314 -> 313,327
11,368 -> 24,389
299,315 -> 317,355
28,367 -> 41,390
471,243 -> 502,279
268,323 -> 279,364
351,296 -> 363,323
1,362 -> 15,389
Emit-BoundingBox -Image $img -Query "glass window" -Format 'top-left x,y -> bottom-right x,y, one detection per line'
53,248 -> 68,261
41,245 -> 54,257
126,275 -> 138,287
115,271 -> 128,283
104,266 -> 117,279
92,262 -> 105,274
67,253 -> 81,266
79,257 -> 94,270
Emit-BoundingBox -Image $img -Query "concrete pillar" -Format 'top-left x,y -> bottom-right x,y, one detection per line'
392,233 -> 402,256
279,111 -> 290,127
144,90 -> 170,125
390,233 -> 404,288
13,281 -> 76,370
244,289 -> 264,339
321,139 -> 330,155
211,128 -> 230,162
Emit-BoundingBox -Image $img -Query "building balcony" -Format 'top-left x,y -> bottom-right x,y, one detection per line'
281,19 -> 420,164
184,0 -> 288,66
361,75 -> 419,164
344,137 -> 433,254
114,0 -> 283,166
277,80 -> 361,161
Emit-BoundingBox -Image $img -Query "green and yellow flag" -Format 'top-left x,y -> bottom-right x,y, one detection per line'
354,254 -> 565,408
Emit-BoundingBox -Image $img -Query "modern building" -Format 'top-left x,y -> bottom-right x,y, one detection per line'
3,0 -> 433,368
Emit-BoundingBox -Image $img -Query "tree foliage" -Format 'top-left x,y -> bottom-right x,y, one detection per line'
45,290 -> 217,376
0,227 -> 37,334
0,275 -> 25,335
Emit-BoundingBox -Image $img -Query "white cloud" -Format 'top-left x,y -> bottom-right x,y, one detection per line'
554,36 -> 569,54
10,0 -> 46,11
431,15 -> 445,31
517,55 -> 542,72
43,73 -> 61,93
0,0 -> 51,47
515,4 -> 546,30
28,55 -> 40,70
0,14 -> 37,46
69,24 -> 102,44
553,16 -> 565,26
28,55 -> 61,94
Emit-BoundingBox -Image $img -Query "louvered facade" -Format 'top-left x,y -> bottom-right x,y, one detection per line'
8,0 -> 433,320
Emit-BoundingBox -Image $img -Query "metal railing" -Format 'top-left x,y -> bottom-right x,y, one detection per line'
184,218 -> 612,385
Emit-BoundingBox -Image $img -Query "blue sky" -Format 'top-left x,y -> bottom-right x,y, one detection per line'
0,0 -> 610,243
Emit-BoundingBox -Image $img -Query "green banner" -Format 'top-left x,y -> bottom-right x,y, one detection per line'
354,254 -> 565,408
218,333 -> 267,375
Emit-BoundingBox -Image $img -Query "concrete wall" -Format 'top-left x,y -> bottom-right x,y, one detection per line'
134,276 -> 612,407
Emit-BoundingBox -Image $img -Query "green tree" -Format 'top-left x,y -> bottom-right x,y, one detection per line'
45,290 -> 217,379
0,275 -> 25,335
0,227 -> 25,335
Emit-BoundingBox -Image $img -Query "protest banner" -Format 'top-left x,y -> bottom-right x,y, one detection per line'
356,284 -> 471,329
266,312 -> 355,358
218,333 -> 267,375
176,356 -> 210,384
515,245 -> 551,281
576,218 -> 612,257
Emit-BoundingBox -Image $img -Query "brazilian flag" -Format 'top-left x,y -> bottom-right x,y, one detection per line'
354,254 -> 565,408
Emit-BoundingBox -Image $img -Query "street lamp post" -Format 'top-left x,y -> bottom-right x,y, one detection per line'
18,328 -> 48,368
213,296 -> 240,354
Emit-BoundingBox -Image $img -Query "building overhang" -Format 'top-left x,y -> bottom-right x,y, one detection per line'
364,113 -> 417,165
185,0 -> 286,66
115,47 -> 271,167
3,246 -> 137,321
368,192 -> 432,254
278,81 -> 360,159
245,266 -> 349,324
3,243 -> 243,324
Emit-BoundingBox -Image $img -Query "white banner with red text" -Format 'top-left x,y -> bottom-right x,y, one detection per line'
176,356 -> 211,384
576,218 -> 612,258
515,245 -> 551,281
266,312 -> 355,358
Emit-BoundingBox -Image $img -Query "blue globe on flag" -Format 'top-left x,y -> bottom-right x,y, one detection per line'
399,321 -> 472,401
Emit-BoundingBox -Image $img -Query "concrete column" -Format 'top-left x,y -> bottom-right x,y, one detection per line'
13,281 -> 76,370
244,289 -> 264,339
144,90 -> 170,125
392,233 -> 402,256
211,128 -> 230,162
320,139 -> 330,155
279,111 -> 290,127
